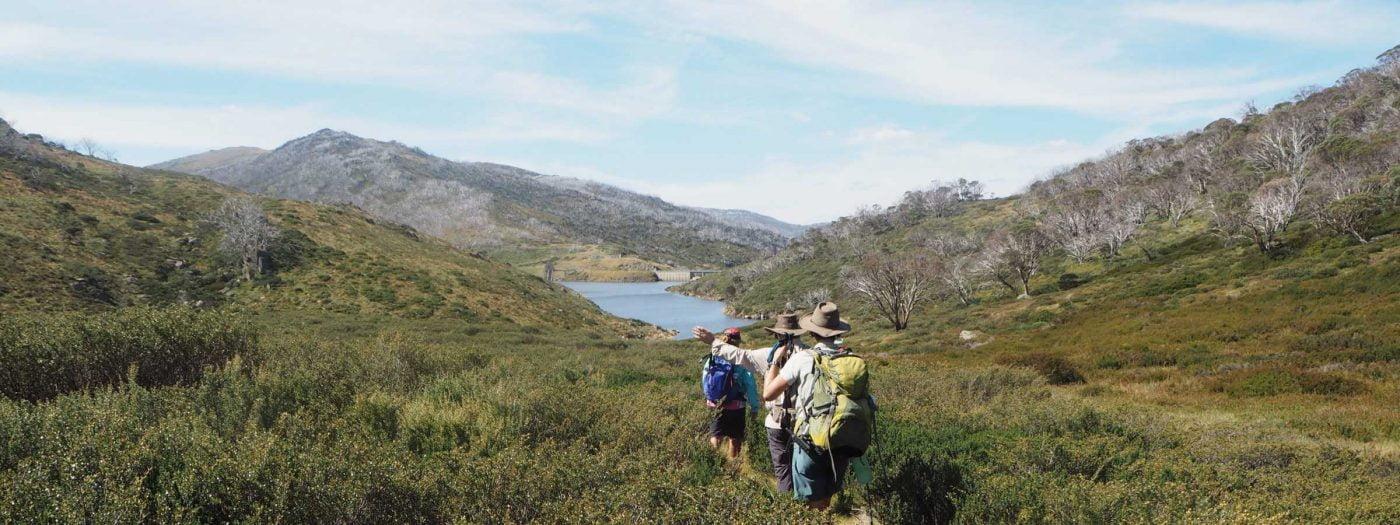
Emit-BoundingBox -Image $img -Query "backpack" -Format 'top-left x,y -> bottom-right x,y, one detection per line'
798,349 -> 875,457
701,354 -> 744,405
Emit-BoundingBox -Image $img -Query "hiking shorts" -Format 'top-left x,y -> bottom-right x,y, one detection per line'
791,443 -> 849,502
709,408 -> 746,440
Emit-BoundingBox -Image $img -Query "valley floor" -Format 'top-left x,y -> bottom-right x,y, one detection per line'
2,309 -> 1397,523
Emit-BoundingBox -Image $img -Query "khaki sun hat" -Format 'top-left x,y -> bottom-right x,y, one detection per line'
764,313 -> 808,336
799,301 -> 852,338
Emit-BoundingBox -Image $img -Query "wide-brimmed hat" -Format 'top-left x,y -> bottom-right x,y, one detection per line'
799,302 -> 852,338
764,313 -> 808,336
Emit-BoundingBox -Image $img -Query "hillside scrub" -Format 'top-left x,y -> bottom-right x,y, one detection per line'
0,307 -> 256,401
686,49 -> 1400,318
666,47 -> 1400,521
0,134 -> 658,336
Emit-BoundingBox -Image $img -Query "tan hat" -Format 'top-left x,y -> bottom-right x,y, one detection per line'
764,313 -> 808,336
799,302 -> 852,338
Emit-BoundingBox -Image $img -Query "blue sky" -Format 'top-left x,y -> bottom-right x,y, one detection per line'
2,0 -> 1398,223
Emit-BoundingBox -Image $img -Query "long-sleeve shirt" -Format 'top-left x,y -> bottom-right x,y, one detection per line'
711,339 -> 807,430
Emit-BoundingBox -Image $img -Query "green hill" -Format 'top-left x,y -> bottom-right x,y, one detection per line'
0,119 -> 657,337
682,49 -> 1400,448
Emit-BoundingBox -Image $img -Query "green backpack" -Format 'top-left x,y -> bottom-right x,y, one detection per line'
798,350 -> 875,457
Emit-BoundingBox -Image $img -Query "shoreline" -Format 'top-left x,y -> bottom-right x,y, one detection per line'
666,285 -> 769,320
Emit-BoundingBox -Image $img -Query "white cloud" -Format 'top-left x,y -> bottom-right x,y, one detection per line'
846,124 -> 917,145
0,93 -> 611,164
586,136 -> 1104,224
0,1 -> 672,124
630,0 -> 1327,119
1128,1 -> 1400,45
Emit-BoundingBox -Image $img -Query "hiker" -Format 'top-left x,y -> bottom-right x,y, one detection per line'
696,327 -> 761,460
693,314 -> 808,491
763,302 -> 874,510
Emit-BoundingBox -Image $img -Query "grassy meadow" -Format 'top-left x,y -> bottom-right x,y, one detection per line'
2,307 -> 1398,523
488,243 -> 670,283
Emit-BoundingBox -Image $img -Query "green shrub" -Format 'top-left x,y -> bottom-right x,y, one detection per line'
868,430 -> 965,524
1058,272 -> 1087,290
0,307 -> 257,401
1218,368 -> 1367,397
998,353 -> 1085,385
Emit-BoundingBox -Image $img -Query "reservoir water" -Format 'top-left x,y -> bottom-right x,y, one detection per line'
562,281 -> 754,340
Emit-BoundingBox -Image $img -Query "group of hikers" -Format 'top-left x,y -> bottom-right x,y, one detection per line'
693,301 -> 874,510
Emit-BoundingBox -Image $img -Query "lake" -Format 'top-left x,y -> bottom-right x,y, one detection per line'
562,281 -> 754,340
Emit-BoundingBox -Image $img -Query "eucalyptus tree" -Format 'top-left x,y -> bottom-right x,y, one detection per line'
210,197 -> 280,281
841,250 -> 938,331
916,229 -> 985,306
979,223 -> 1051,299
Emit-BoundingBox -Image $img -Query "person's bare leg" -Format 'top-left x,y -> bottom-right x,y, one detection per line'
710,436 -> 721,450
728,439 -> 742,459
809,498 -> 831,510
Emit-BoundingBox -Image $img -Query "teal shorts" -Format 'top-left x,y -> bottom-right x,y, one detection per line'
790,443 -> 849,502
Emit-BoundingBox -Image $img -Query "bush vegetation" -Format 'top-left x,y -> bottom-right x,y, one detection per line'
0,307 -> 256,401
1,311 -> 1397,522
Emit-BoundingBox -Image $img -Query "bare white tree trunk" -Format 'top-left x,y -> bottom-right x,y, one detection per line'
210,197 -> 280,281
841,252 -> 936,330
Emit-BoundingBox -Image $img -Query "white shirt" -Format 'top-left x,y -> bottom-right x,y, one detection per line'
711,339 -> 806,430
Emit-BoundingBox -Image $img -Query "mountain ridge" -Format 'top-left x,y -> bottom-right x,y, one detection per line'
150,132 -> 804,272
0,117 -> 660,336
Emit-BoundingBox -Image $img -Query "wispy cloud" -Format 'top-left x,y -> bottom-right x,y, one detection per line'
593,135 -> 1105,224
1128,1 -> 1400,45
0,1 -> 671,124
633,0 -> 1305,119
846,124 -> 917,146
0,93 -> 610,163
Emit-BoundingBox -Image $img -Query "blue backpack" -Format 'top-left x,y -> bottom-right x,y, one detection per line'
702,355 -> 744,404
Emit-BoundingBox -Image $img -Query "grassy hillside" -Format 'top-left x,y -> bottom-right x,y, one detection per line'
490,243 -> 671,282
675,47 -> 1400,493
0,123 -> 657,337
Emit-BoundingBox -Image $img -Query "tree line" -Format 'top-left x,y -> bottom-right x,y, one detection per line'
745,47 -> 1400,331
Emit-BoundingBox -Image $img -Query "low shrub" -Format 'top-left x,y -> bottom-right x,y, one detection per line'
1216,367 -> 1367,397
0,307 -> 257,401
1097,347 -> 1179,370
1058,272 -> 1087,290
998,353 -> 1085,385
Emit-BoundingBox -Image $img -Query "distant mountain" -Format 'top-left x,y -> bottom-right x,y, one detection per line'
151,131 -> 802,269
693,208 -> 812,238
0,118 -> 657,335
153,146 -> 267,174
